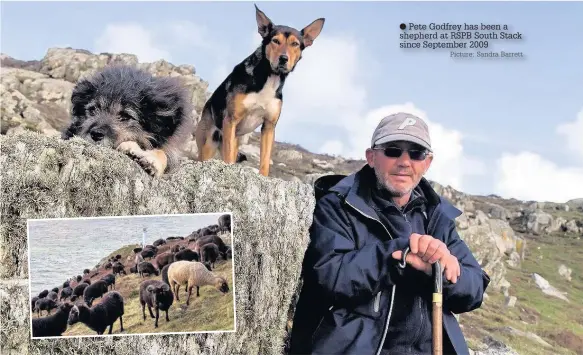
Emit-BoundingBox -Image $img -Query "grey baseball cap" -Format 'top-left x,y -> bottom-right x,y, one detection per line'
370,112 -> 432,151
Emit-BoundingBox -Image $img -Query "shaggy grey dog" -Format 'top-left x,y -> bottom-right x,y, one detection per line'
62,65 -> 195,177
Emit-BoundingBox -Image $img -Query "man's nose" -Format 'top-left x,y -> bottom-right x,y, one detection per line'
396,151 -> 412,165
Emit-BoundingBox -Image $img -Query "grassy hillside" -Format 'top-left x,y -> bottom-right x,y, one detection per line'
460,230 -> 583,354
32,234 -> 235,336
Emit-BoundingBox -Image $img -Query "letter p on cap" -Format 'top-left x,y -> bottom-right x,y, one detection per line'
398,117 -> 417,130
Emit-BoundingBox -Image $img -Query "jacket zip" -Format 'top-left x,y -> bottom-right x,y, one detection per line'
374,291 -> 382,312
344,199 -> 396,355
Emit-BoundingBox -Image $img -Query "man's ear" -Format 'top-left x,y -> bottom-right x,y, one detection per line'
424,153 -> 433,173
366,148 -> 375,167
301,18 -> 325,47
255,4 -> 273,38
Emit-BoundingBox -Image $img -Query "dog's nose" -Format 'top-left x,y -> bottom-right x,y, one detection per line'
89,128 -> 106,142
279,55 -> 288,65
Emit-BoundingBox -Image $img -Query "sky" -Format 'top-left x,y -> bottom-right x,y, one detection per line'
2,1 -> 582,203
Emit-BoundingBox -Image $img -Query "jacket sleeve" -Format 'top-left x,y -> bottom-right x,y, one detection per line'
442,220 -> 491,314
303,193 -> 410,307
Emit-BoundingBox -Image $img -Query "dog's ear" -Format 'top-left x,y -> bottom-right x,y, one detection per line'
70,79 -> 96,117
255,4 -> 273,38
301,18 -> 325,47
63,79 -> 96,139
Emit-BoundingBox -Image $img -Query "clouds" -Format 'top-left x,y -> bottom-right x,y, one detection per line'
93,21 -> 232,87
495,152 -> 583,203
556,108 -> 583,161
494,108 -> 583,203
94,23 -> 171,62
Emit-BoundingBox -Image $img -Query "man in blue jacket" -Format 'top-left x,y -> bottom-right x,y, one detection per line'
289,112 -> 490,355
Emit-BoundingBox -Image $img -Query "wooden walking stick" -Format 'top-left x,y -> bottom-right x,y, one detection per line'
398,248 -> 443,355
432,261 -> 443,355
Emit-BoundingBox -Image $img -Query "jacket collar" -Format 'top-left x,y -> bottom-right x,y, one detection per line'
322,164 -> 462,222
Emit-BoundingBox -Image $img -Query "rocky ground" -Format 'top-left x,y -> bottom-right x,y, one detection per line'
1,48 -> 582,354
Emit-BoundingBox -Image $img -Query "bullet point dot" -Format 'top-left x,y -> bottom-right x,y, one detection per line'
400,23 -> 406,30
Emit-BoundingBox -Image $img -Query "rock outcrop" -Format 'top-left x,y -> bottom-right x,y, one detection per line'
0,131 -> 315,354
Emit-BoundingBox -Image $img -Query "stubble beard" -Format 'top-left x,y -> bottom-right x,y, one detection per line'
374,169 -> 414,198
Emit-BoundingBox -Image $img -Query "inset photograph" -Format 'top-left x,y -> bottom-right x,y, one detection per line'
27,212 -> 235,338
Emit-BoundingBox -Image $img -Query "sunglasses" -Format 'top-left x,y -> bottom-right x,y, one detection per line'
373,146 -> 429,161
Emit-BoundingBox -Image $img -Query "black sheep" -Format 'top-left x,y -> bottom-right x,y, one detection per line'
60,286 -> 73,301
104,262 -> 112,270
35,298 -> 58,317
171,244 -> 185,253
73,282 -> 89,297
51,287 -> 59,293
112,262 -> 126,276
83,280 -> 109,307
115,254 -> 122,260
218,214 -> 231,233
129,264 -> 138,274
32,302 -> 74,338
68,291 -> 125,335
198,227 -> 214,237
155,251 -> 175,270
195,235 -> 228,256
139,279 -> 174,327
153,238 -> 166,247
141,249 -> 156,259
81,278 -> 91,285
133,247 -> 143,254
144,244 -> 157,251
31,296 -> 39,312
206,224 -> 220,235
201,243 -> 220,269
161,264 -> 171,285
38,290 -> 49,298
47,291 -> 59,302
83,268 -> 90,275
187,232 -> 199,242
76,275 -> 82,282
101,274 -> 116,290
63,280 -> 70,288
226,247 -> 233,260
138,261 -> 159,277
174,248 -> 199,262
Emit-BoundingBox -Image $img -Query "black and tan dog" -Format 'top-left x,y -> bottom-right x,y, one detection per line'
195,4 -> 325,176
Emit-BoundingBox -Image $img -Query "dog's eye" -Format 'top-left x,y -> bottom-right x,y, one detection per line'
291,42 -> 299,47
272,38 -> 280,45
119,111 -> 133,121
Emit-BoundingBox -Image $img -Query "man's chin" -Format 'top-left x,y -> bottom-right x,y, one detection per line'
383,182 -> 412,197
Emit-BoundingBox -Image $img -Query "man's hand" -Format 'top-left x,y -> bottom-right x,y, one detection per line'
391,233 -> 462,283
410,233 -> 449,264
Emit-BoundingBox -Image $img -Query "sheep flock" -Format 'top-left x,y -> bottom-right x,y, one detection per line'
30,215 -> 234,337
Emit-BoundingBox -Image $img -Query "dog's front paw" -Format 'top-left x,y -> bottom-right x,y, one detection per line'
137,150 -> 167,177
117,141 -> 144,160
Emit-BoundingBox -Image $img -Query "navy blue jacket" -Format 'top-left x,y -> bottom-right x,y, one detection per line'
289,165 -> 490,355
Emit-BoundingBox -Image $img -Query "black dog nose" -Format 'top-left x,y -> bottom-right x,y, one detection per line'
89,128 -> 105,142
279,55 -> 288,64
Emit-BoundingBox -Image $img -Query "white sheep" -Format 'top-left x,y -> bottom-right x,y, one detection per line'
167,260 -> 229,306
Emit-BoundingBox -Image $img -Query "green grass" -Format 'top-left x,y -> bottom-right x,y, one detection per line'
460,232 -> 583,355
